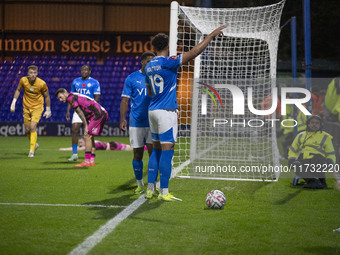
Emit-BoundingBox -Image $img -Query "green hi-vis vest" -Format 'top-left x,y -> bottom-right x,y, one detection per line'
288,130 -> 336,162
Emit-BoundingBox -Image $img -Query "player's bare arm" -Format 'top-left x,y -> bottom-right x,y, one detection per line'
10,84 -> 23,112
42,90 -> 52,118
75,107 -> 88,136
120,97 -> 129,132
66,103 -> 72,121
94,94 -> 100,102
182,25 -> 226,65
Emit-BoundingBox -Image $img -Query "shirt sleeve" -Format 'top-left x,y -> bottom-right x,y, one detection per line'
288,133 -> 302,159
68,94 -> 79,109
41,81 -> 48,93
121,76 -> 132,98
72,101 -> 79,109
324,136 -> 336,163
94,80 -> 101,95
18,78 -> 24,90
71,79 -> 76,93
163,54 -> 182,72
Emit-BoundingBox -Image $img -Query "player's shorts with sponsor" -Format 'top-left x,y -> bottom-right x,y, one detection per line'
23,106 -> 44,124
129,126 -> 152,148
72,112 -> 83,124
148,109 -> 177,143
87,111 -> 108,136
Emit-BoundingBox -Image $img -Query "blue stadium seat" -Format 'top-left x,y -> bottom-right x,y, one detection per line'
0,55 -> 139,122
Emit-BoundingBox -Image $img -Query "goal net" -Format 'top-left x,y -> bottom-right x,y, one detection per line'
170,1 -> 285,181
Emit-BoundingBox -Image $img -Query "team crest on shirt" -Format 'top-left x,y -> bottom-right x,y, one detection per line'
92,127 -> 98,133
30,88 -> 34,91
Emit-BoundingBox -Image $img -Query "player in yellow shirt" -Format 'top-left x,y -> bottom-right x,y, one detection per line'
10,65 -> 52,157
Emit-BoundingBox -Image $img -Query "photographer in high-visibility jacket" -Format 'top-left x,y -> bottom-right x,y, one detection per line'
288,115 -> 336,189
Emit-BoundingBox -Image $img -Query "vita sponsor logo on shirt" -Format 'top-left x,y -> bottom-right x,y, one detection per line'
137,88 -> 148,96
76,82 -> 92,95
136,81 -> 147,96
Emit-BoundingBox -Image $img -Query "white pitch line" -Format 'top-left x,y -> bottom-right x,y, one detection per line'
0,202 -> 126,208
68,160 -> 185,255
68,195 -> 147,255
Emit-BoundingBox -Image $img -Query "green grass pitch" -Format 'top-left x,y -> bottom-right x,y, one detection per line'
0,136 -> 340,255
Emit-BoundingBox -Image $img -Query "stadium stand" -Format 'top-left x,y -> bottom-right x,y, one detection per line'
0,55 -> 140,123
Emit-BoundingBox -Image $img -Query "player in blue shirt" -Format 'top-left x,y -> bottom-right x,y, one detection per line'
66,65 -> 101,162
120,52 -> 155,194
145,25 -> 226,201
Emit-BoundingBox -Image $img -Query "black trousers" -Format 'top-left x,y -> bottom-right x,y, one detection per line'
282,133 -> 294,158
295,154 -> 327,180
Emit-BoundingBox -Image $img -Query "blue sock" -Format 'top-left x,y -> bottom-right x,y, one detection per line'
72,144 -> 78,154
148,149 -> 161,184
132,160 -> 143,181
159,150 -> 174,189
154,149 -> 161,182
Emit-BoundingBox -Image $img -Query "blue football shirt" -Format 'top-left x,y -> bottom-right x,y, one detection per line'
145,55 -> 182,110
121,70 -> 151,127
71,77 -> 101,99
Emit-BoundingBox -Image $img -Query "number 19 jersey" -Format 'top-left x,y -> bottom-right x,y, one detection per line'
145,55 -> 182,111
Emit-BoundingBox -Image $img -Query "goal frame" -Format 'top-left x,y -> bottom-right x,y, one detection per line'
170,1 -> 284,182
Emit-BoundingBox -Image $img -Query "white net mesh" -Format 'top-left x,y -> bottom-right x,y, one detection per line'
171,1 -> 285,181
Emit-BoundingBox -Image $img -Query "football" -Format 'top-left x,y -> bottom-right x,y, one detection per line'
205,190 -> 226,209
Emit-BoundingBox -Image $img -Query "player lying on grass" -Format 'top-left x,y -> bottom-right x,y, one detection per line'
59,137 -> 145,152
55,88 -> 108,167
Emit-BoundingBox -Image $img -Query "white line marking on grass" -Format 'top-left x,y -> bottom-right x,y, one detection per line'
68,195 -> 147,255
172,139 -> 227,178
0,203 -> 126,208
172,158 -> 191,178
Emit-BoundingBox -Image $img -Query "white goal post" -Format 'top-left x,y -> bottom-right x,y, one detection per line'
170,1 -> 286,181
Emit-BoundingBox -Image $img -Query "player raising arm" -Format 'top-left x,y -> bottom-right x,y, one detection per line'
145,25 -> 226,201
55,88 -> 108,167
10,65 -> 52,157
